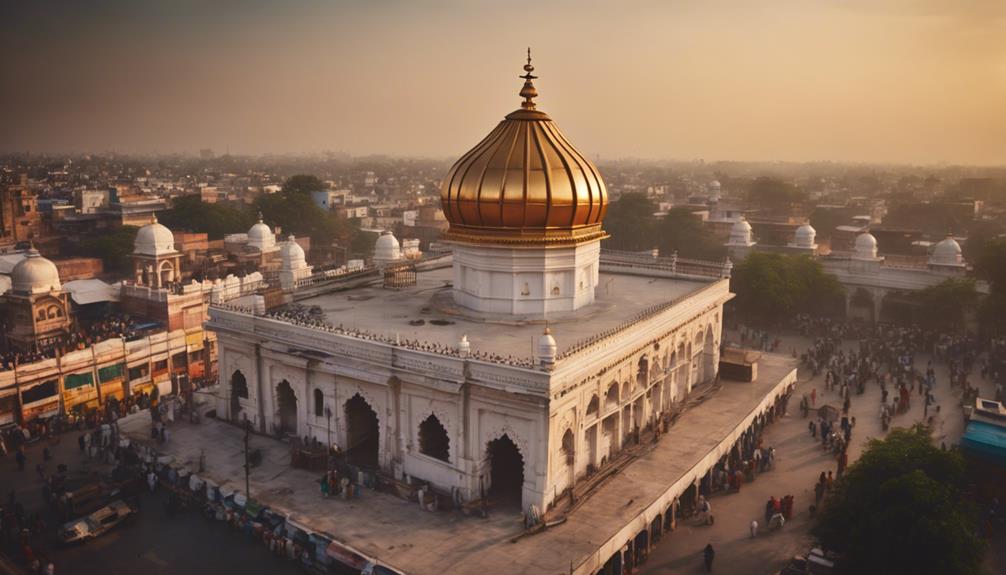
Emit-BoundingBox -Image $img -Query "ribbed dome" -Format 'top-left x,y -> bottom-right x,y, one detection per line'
794,223 -> 817,248
930,236 -> 964,267
440,56 -> 608,247
247,213 -> 276,252
373,231 -> 401,264
727,218 -> 754,246
280,235 -> 307,270
12,249 -> 61,295
134,215 -> 176,256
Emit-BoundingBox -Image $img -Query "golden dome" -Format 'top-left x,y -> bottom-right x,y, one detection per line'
441,52 -> 608,247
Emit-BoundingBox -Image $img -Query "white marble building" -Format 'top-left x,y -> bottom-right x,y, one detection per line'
208,59 -> 732,515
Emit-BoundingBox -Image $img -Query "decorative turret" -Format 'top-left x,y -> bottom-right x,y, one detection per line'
537,326 -> 557,369
456,334 -> 471,358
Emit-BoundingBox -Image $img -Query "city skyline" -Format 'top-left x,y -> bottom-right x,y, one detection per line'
2,0 -> 1004,165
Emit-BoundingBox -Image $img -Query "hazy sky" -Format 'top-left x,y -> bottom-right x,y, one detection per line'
2,1 -> 1004,164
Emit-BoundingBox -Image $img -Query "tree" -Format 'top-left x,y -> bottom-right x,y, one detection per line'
77,226 -> 139,274
813,426 -> 984,575
255,174 -> 357,250
602,193 -> 657,251
281,174 -> 325,195
910,278 -> 978,329
730,252 -> 844,323
746,176 -> 806,208
973,238 -> 1006,336
160,195 -> 255,240
654,207 -> 725,260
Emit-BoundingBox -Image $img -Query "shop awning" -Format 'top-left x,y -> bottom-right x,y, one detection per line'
64,279 -> 121,304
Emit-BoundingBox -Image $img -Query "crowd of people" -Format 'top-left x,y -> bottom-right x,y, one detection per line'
0,313 -> 141,371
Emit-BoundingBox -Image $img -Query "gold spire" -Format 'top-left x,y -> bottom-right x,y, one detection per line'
519,47 -> 538,110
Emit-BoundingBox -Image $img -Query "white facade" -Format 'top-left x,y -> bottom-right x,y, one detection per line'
210,272 -> 730,516
451,240 -> 601,316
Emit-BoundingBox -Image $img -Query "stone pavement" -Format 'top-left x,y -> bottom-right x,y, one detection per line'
119,354 -> 798,575
642,331 -> 992,575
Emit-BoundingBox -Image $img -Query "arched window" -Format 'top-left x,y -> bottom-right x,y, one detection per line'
231,370 -> 248,399
314,388 -> 324,417
605,383 -> 619,408
561,428 -> 574,465
586,395 -> 599,417
418,413 -> 450,462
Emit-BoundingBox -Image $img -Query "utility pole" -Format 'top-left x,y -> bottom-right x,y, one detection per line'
325,407 -> 332,455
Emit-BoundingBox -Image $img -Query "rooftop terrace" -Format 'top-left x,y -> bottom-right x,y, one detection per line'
288,266 -> 712,363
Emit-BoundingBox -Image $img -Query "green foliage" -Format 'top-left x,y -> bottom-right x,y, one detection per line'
973,238 -> 1006,336
78,226 -> 138,273
281,174 -> 326,195
160,195 -> 255,240
813,427 -> 984,575
255,174 -> 356,250
974,238 -> 1006,291
655,207 -> 726,260
910,278 -> 977,329
602,193 -> 657,251
730,252 -> 844,323
746,176 -> 806,207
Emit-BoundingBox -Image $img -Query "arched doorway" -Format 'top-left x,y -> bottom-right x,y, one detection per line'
345,393 -> 379,468
559,428 -> 575,493
485,434 -> 524,508
275,380 -> 298,435
230,370 -> 248,421
849,288 -> 876,322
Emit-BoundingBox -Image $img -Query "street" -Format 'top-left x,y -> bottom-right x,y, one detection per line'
1,421 -> 302,575
642,330 -> 1004,574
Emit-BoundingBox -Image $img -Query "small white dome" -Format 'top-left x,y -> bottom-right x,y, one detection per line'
727,218 -> 754,246
280,235 -> 307,270
247,214 -> 276,252
456,334 -> 471,356
854,232 -> 878,260
11,249 -> 61,294
134,215 -> 176,256
930,236 -> 964,267
709,180 -> 721,190
537,327 -> 557,367
794,223 -> 817,249
373,231 -> 401,264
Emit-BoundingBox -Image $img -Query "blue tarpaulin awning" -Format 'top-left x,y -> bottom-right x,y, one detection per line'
961,420 -> 1006,466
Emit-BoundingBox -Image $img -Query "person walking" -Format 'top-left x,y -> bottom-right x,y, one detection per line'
15,447 -> 26,471
703,543 -> 715,572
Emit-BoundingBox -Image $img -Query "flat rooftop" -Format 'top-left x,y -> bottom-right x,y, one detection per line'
295,266 -> 710,359
120,353 -> 797,575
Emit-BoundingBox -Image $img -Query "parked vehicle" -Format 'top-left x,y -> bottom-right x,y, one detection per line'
59,500 -> 136,544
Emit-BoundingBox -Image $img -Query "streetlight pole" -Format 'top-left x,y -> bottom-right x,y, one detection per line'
325,407 -> 332,453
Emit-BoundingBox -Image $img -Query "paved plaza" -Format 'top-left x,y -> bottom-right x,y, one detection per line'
119,355 -> 797,575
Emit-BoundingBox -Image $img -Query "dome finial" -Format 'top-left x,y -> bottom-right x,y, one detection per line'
519,47 -> 538,110
257,211 -> 264,224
